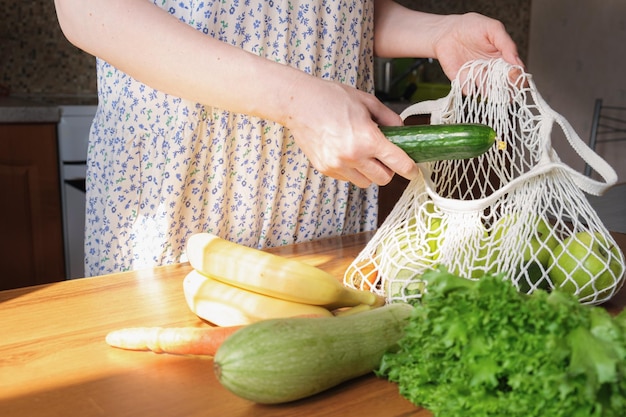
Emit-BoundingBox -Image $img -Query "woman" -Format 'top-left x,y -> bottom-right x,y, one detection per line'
54,0 -> 523,276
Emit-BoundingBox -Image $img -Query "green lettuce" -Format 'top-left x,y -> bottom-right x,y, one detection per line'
378,267 -> 626,416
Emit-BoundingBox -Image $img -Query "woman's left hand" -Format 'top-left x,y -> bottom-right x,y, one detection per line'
374,2 -> 524,80
432,12 -> 524,80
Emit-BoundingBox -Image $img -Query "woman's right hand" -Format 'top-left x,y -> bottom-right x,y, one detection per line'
281,76 -> 420,188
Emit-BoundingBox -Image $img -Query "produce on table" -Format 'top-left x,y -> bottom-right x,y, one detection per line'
183,270 -> 334,326
450,221 -> 490,279
182,233 -> 384,327
213,302 -> 414,404
105,325 -> 244,356
344,256 -> 381,292
379,216 -> 433,298
382,206 -> 490,300
106,233 -> 387,355
186,232 -> 383,309
380,123 -> 497,162
104,309 -> 367,356
369,202 -> 446,299
548,231 -> 624,302
378,267 -> 626,417
378,206 -> 624,302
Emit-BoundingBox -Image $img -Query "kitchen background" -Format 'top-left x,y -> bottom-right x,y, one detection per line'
2,0 -> 624,178
0,1 -> 624,289
0,0 -> 96,98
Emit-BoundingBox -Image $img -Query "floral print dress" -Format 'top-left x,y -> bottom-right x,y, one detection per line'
85,0 -> 377,276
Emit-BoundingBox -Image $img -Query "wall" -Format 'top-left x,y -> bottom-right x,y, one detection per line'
1,0 -> 529,98
0,0 -> 96,97
528,1 -> 626,181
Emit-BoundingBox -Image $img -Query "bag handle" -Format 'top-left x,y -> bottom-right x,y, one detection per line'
399,98 -> 446,123
533,91 -> 618,196
398,94 -> 618,197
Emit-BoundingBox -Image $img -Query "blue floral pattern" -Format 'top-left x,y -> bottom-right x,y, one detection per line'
85,0 -> 377,276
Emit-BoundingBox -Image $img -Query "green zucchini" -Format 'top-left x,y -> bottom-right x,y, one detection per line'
380,123 -> 497,162
213,303 -> 414,404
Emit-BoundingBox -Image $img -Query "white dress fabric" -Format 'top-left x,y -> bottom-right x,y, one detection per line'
85,0 -> 377,276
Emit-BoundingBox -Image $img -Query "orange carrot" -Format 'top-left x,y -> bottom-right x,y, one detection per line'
105,325 -> 244,356
105,314 -> 329,356
346,259 -> 379,291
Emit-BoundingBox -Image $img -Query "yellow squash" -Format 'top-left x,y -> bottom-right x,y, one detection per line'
182,270 -> 333,326
186,233 -> 383,309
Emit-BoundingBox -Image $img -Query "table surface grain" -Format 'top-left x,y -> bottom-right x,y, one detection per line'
1,231 -> 625,417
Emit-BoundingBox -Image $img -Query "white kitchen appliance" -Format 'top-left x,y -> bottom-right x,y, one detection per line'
57,105 -> 97,279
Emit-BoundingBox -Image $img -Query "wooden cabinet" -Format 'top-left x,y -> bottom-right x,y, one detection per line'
0,123 -> 65,290
378,176 -> 409,226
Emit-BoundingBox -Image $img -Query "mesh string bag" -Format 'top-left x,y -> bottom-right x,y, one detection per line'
344,58 -> 625,305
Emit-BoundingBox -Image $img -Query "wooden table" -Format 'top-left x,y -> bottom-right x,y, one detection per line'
1,232 -> 625,417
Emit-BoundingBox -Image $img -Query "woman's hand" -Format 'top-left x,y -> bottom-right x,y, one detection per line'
431,12 -> 524,80
374,1 -> 524,80
55,0 -> 418,189
282,76 -> 419,188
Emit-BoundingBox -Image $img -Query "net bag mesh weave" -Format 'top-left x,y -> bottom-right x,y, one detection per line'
344,59 -> 625,305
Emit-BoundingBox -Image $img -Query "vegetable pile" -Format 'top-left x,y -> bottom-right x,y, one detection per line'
378,267 -> 626,417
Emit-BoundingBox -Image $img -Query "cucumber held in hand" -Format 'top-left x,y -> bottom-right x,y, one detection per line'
380,123 -> 497,162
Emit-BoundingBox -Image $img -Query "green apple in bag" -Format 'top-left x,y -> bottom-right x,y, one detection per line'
548,231 -> 624,301
487,214 -> 559,292
516,262 -> 550,293
379,215 -> 434,299
423,201 -> 445,257
490,214 -> 559,267
422,201 -> 489,279
447,221 -> 490,279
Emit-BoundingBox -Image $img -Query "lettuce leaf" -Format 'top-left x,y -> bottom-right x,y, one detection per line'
377,267 -> 626,417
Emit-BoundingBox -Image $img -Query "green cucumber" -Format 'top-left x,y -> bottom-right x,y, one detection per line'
380,123 -> 497,162
213,303 -> 414,404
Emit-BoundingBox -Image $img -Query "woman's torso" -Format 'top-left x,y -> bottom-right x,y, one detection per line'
86,0 -> 377,275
